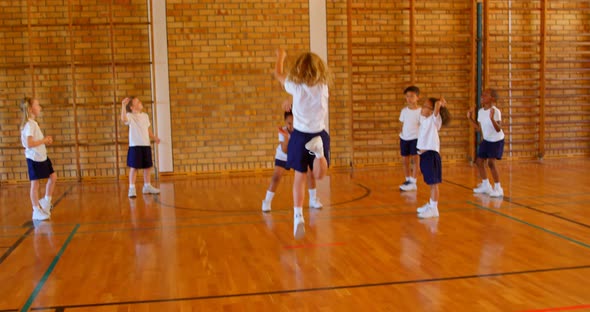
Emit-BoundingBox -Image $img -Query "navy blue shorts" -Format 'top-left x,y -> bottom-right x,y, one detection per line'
286,129 -> 330,173
400,138 -> 418,156
477,139 -> 504,160
127,146 -> 153,169
27,158 -> 55,181
275,159 -> 290,170
419,151 -> 442,185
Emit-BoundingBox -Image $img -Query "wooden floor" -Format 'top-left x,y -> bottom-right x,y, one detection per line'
1,159 -> 590,312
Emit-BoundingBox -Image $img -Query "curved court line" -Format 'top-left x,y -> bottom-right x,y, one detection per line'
20,205 -> 478,237
29,264 -> 590,311
153,182 -> 371,212
446,179 -> 590,229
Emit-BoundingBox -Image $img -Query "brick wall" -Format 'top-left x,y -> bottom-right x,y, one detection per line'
341,1 -> 473,166
166,0 -> 311,173
0,0 -> 151,182
486,0 -> 590,159
0,0 -> 588,183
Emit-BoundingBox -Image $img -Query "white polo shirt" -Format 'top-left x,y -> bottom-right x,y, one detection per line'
21,119 -> 48,162
478,106 -> 505,142
274,129 -> 288,161
125,112 -> 151,146
284,79 -> 328,133
399,106 -> 421,140
417,114 -> 442,153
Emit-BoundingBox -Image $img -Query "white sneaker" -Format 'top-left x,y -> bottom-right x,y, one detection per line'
305,136 -> 324,157
39,198 -> 52,215
489,186 -> 504,198
418,206 -> 439,219
416,202 -> 430,214
400,182 -> 417,191
142,184 -> 160,194
32,207 -> 50,221
262,200 -> 271,212
473,183 -> 492,194
309,198 -> 323,209
293,214 -> 305,239
128,188 -> 137,198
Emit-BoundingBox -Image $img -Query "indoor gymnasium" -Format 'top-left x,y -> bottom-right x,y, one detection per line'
0,1 -> 589,311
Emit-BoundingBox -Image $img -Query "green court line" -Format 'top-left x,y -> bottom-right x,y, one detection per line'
469,201 -> 590,249
20,224 -> 80,312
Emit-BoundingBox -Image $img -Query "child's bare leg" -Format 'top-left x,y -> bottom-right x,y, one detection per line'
312,157 -> 328,180
430,184 -> 439,203
293,171 -> 307,207
487,159 -> 500,183
476,158 -> 487,180
268,167 -> 286,192
306,170 -> 316,189
45,172 -> 57,198
129,168 -> 137,186
402,156 -> 410,179
143,168 -> 151,185
410,155 -> 419,179
30,180 -> 40,207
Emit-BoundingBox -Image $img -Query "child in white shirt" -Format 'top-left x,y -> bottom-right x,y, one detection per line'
20,97 -> 57,221
121,97 -> 160,198
273,48 -> 331,239
261,108 -> 322,213
416,97 -> 451,219
467,89 -> 505,197
399,86 -> 421,191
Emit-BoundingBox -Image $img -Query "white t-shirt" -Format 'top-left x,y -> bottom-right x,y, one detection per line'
274,128 -> 288,161
125,112 -> 151,146
399,106 -> 421,140
283,79 -> 328,133
417,114 -> 442,153
478,106 -> 505,142
21,119 -> 48,162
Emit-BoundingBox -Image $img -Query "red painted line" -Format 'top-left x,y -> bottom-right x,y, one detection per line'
284,242 -> 345,249
520,304 -> 590,312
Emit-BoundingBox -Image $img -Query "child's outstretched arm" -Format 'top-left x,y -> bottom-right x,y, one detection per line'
121,98 -> 130,123
273,48 -> 287,85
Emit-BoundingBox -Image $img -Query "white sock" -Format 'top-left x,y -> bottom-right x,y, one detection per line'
44,196 -> 52,202
144,183 -> 151,187
265,191 -> 275,202
429,199 -> 438,209
308,189 -> 316,201
33,205 -> 40,211
409,177 -> 416,183
482,179 -> 490,186
495,182 -> 501,189
294,207 -> 303,216
406,176 -> 411,182
129,184 -> 135,189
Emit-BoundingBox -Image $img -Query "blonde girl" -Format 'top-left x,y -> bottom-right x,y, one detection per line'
20,97 -> 56,221
273,48 -> 331,239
